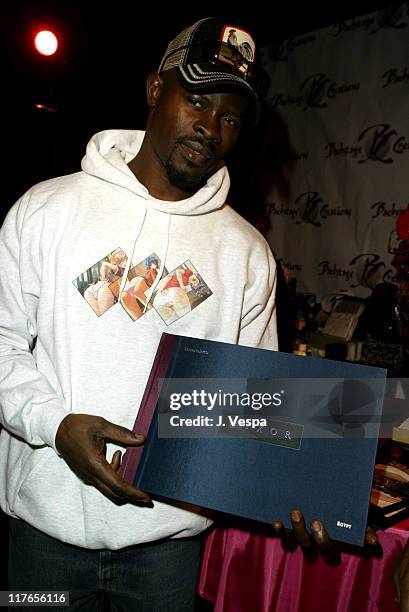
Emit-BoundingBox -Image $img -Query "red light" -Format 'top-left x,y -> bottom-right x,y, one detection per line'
34,103 -> 58,113
34,30 -> 58,56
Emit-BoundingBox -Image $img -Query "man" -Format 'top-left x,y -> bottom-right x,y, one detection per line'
0,16 -> 368,612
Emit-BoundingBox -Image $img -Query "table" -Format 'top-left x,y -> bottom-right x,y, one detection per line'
198,521 -> 409,611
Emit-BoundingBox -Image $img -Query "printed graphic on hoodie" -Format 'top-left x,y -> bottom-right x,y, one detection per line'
120,253 -> 167,321
151,260 -> 213,326
73,247 -> 128,316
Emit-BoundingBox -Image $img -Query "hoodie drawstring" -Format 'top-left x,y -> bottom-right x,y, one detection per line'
118,206 -> 171,318
142,213 -> 171,313
119,203 -> 148,295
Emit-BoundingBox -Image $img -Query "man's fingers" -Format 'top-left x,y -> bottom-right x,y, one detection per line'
290,509 -> 313,549
92,478 -> 149,505
90,454 -> 151,503
310,520 -> 341,565
95,474 -> 151,504
273,511 -> 341,563
110,450 -> 122,472
55,414 -> 148,503
310,520 -> 326,547
271,520 -> 298,552
273,511 -> 316,553
98,419 -> 145,447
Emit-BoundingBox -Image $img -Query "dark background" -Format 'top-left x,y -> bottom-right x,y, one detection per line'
0,0 -> 401,593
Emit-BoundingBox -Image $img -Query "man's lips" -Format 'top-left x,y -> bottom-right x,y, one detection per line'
179,141 -> 214,165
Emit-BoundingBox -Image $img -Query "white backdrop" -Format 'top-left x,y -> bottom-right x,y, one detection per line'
260,2 -> 409,301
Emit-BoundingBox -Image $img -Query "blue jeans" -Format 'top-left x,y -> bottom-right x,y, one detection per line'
8,518 -> 202,611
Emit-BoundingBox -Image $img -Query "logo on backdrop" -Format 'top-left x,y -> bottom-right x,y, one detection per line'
318,261 -> 354,283
347,226 -> 404,290
370,201 -> 406,219
382,66 -> 409,87
371,3 -> 409,33
319,252 -> 400,291
349,253 -> 399,289
265,5 -> 408,59
266,192 -> 351,227
357,124 -> 409,164
332,3 -> 409,37
332,14 -> 374,37
270,73 -> 360,111
326,125 -> 409,164
262,33 -> 316,63
325,142 -> 362,159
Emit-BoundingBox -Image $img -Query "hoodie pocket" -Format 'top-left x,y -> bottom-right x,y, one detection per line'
13,446 -> 54,511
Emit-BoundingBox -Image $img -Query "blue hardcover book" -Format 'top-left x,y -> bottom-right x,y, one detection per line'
121,333 -> 386,546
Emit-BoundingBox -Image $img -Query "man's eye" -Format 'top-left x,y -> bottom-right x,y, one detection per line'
188,97 -> 204,109
224,116 -> 240,129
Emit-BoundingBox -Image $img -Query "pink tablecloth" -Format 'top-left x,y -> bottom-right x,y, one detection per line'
198,524 -> 409,612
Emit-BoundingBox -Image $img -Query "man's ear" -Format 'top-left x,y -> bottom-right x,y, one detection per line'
146,71 -> 164,107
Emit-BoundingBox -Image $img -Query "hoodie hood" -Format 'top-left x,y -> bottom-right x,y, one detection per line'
81,129 -> 230,216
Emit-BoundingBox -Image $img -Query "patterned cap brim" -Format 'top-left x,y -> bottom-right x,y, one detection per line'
177,64 -> 260,126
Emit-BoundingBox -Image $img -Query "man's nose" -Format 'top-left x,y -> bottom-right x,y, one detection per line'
194,112 -> 222,143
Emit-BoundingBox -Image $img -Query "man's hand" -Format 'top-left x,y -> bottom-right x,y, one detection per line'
272,509 -> 380,564
55,413 -> 151,504
394,540 -> 409,612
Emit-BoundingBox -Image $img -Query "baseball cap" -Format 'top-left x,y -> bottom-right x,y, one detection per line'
158,17 -> 261,125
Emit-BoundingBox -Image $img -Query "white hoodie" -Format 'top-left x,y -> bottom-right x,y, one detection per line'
0,130 -> 277,549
